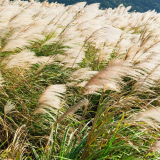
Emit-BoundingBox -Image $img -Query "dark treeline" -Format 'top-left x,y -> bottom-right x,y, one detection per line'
46,0 -> 160,12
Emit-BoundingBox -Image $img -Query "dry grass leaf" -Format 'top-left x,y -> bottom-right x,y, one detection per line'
55,98 -> 89,124
0,71 -> 4,86
0,116 -> 4,125
4,124 -> 27,157
34,85 -> 66,115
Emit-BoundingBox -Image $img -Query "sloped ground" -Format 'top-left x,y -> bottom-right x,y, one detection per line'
1,1 -> 160,159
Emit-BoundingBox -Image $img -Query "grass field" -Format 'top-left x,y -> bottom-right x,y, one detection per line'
1,1 -> 160,159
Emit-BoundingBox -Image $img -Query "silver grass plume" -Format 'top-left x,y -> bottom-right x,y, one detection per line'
4,101 -> 15,115
85,60 -> 131,94
148,141 -> 160,152
134,107 -> 160,129
34,85 -> 66,115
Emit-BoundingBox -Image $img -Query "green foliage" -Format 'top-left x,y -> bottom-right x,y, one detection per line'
79,43 -> 107,71
26,34 -> 69,57
79,43 -> 99,70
